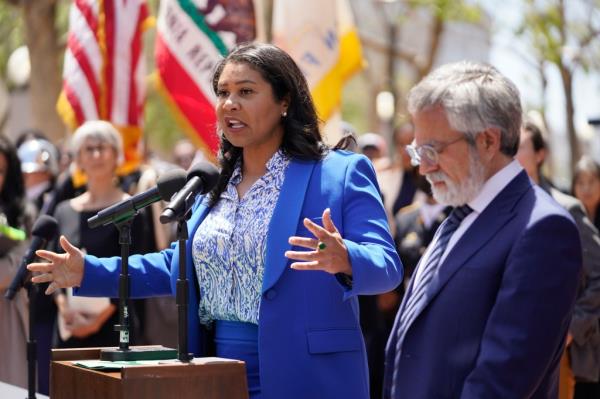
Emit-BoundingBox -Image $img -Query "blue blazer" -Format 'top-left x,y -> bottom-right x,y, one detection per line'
78,150 -> 403,399
383,170 -> 582,398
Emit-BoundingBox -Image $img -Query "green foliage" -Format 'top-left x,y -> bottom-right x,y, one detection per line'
144,81 -> 185,158
515,0 -> 600,169
407,0 -> 482,23
0,0 -> 69,83
0,1 -> 24,79
341,73 -> 370,134
55,0 -> 71,42
517,0 -> 600,70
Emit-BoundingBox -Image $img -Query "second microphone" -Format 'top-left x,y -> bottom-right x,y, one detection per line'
87,169 -> 187,228
160,161 -> 219,224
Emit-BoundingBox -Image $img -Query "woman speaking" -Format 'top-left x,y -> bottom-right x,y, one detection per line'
29,43 -> 402,399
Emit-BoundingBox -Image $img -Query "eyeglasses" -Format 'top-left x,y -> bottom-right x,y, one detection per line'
405,136 -> 468,166
82,143 -> 112,156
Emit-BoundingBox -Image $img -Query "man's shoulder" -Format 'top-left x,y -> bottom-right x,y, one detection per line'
548,186 -> 583,213
548,187 -> 599,238
524,184 -> 578,229
532,183 -> 571,211
494,176 -> 576,232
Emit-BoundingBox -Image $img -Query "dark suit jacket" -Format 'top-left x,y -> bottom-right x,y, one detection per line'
384,170 -> 582,398
544,184 -> 600,382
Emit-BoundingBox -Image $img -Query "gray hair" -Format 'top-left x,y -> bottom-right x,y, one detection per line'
70,120 -> 124,164
407,61 -> 522,156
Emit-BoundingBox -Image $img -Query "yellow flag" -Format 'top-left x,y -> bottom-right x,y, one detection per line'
272,0 -> 363,122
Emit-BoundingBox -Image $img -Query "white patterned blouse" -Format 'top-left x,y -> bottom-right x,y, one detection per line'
192,150 -> 290,326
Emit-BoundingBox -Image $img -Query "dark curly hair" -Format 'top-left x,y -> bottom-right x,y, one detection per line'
208,42 -> 330,206
0,135 -> 26,228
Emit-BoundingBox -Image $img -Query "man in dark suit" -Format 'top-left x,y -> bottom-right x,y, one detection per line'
517,121 -> 600,399
383,61 -> 583,398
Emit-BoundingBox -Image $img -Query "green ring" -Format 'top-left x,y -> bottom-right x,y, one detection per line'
318,242 -> 327,251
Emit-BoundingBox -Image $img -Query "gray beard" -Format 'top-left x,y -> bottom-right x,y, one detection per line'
426,150 -> 485,207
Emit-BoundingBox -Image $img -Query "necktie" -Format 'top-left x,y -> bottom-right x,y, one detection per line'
390,204 -> 473,397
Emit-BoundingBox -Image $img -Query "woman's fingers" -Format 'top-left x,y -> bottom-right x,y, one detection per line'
289,260 -> 319,270
33,237 -> 78,266
59,236 -> 80,256
46,281 -> 60,295
322,208 -> 339,234
302,217 -> 328,240
31,272 -> 54,284
33,249 -> 63,264
302,209 -> 339,241
27,260 -> 55,273
285,249 -> 317,261
288,236 -> 319,249
287,209 -> 352,275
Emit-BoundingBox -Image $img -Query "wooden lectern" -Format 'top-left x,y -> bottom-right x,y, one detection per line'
50,347 -> 248,399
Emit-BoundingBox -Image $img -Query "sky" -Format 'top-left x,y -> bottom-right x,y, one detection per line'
480,0 -> 600,184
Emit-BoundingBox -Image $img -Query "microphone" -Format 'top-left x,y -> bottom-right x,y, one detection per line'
160,161 -> 219,224
88,168 -> 187,229
5,215 -> 59,300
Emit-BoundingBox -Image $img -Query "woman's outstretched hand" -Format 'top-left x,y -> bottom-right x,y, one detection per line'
27,235 -> 85,295
285,208 -> 352,275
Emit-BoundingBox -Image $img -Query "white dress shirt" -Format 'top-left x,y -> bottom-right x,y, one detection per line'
412,160 -> 523,286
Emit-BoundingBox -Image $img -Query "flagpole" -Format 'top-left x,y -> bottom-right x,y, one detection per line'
375,0 -> 403,152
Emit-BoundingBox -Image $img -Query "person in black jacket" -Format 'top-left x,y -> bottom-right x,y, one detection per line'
516,120 -> 600,399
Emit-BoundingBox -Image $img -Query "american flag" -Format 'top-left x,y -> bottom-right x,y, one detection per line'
57,0 -> 149,174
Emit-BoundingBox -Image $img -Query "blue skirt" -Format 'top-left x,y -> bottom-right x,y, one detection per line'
214,320 -> 260,398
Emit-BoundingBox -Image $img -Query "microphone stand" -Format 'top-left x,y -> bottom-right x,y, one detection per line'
25,279 -> 38,399
100,219 -> 177,361
11,188 -> 64,398
160,194 -> 200,362
175,217 -> 193,362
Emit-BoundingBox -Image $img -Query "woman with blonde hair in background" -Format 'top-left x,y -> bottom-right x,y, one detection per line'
52,121 -> 149,349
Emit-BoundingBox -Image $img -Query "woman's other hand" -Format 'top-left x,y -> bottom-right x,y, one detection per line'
285,208 -> 352,275
27,235 -> 85,294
